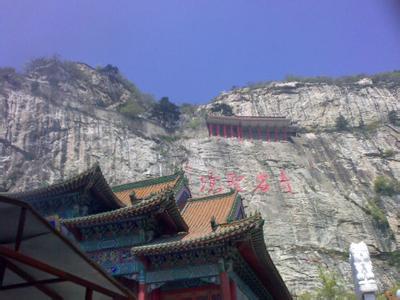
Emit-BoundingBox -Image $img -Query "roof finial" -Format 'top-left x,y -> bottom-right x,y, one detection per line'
210,216 -> 218,231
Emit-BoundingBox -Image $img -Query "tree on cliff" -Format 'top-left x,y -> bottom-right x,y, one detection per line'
388,110 -> 400,126
335,114 -> 349,131
210,103 -> 234,116
150,97 -> 181,129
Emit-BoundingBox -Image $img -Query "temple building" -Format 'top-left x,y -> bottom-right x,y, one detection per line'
3,165 -> 292,300
206,115 -> 295,141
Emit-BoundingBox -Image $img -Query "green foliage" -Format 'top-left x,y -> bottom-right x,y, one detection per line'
388,251 -> 400,271
373,176 -> 400,196
371,71 -> 400,85
151,97 -> 181,129
25,56 -> 91,86
388,110 -> 400,126
0,67 -> 22,88
335,114 -> 349,131
157,134 -> 180,143
119,100 -> 146,118
30,81 -> 40,95
365,120 -> 381,132
210,103 -> 234,116
366,199 -> 389,226
188,117 -> 202,130
299,267 -> 355,300
180,103 -> 197,116
284,71 -> 400,86
95,64 -> 155,107
286,74 -> 337,84
98,64 -> 144,97
382,149 -> 395,158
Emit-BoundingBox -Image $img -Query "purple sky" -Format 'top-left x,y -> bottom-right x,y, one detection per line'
1,1 -> 400,104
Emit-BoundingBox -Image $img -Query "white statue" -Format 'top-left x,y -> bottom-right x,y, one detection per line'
349,241 -> 378,300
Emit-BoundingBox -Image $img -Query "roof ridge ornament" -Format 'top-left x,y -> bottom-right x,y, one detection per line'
210,216 -> 218,231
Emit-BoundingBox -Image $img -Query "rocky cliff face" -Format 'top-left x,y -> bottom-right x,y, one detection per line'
1,61 -> 399,295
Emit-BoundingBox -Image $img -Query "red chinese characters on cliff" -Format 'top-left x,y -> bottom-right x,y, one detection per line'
200,171 -> 223,194
279,169 -> 293,193
253,172 -> 270,193
195,169 -> 293,195
226,172 -> 245,192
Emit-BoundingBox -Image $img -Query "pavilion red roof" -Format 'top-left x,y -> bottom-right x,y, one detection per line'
112,172 -> 183,206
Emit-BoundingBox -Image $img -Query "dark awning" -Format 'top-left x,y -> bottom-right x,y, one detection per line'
0,195 -> 135,300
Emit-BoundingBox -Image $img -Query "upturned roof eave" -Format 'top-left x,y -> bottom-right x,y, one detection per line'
61,189 -> 188,232
3,164 -> 124,210
130,213 -> 263,256
111,171 -> 184,193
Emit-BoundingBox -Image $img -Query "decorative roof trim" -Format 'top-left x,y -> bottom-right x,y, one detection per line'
186,189 -> 236,203
131,213 -> 263,255
62,189 -> 188,232
111,171 -> 183,193
3,164 -> 124,209
241,220 -> 292,300
226,193 -> 243,223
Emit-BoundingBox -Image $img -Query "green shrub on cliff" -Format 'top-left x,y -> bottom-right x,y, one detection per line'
373,176 -> 400,196
150,97 -> 181,129
335,114 -> 349,131
210,103 -> 234,116
366,199 -> 389,226
298,267 -> 355,300
119,100 -> 146,118
388,110 -> 400,126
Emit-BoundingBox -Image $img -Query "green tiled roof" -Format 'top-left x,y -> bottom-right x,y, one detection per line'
3,164 -> 124,209
62,188 -> 188,232
111,171 -> 183,193
131,213 -> 263,255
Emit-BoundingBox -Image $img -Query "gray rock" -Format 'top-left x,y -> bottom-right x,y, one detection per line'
1,65 -> 399,296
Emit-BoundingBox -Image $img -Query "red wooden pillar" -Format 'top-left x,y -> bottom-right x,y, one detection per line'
138,283 -> 147,300
138,269 -> 147,300
151,288 -> 160,300
230,280 -> 237,300
230,125 -> 234,138
219,271 -> 231,300
257,127 -> 261,140
223,124 -> 227,138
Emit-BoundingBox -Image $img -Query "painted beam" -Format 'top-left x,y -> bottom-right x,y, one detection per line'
146,264 -> 219,284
